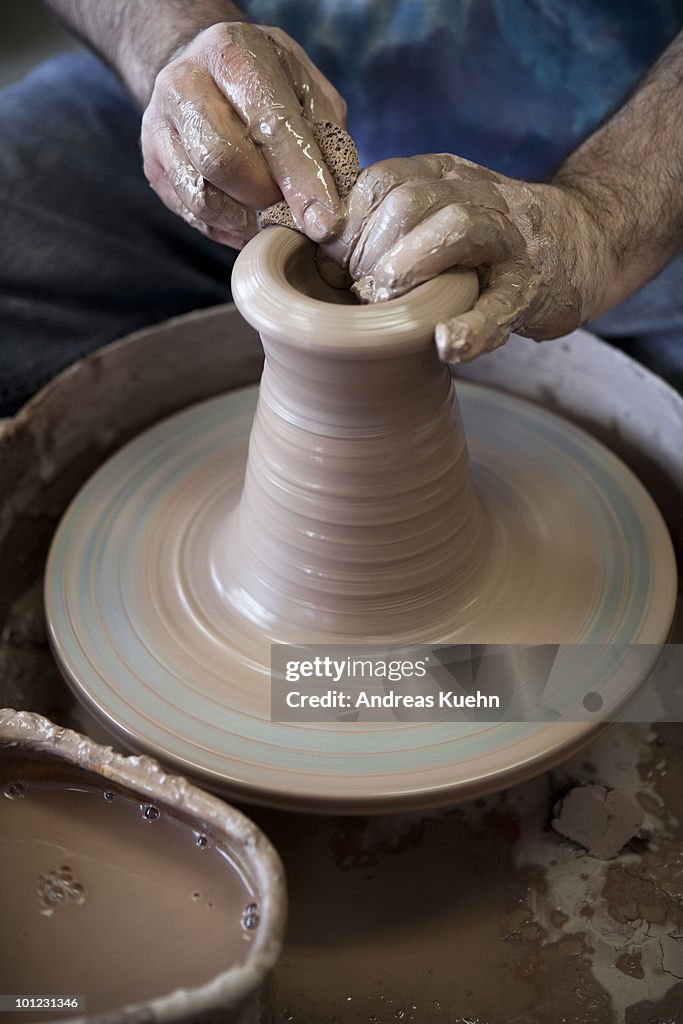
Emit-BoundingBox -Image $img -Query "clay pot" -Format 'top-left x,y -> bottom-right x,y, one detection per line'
227,227 -> 480,639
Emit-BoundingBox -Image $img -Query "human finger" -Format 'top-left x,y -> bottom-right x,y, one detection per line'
350,179 -> 466,280
153,64 -> 280,210
352,203 -> 522,302
145,119 -> 259,242
321,154 -> 452,268
202,23 -> 344,239
143,143 -> 255,249
435,263 -> 541,364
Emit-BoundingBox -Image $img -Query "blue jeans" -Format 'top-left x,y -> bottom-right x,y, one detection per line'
0,53 -> 681,418
0,54 -> 236,417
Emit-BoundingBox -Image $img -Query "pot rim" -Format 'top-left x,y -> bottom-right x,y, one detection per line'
0,708 -> 287,1024
231,227 -> 479,355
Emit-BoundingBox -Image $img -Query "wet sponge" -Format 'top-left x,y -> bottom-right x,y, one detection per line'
257,120 -> 359,231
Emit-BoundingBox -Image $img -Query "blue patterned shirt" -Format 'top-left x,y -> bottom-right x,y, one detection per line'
242,0 -> 683,179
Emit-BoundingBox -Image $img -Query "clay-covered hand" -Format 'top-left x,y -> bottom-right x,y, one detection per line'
141,22 -> 347,249
321,154 -> 610,363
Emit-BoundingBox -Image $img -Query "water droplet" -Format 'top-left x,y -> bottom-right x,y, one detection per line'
242,903 -> 260,930
103,791 -> 115,802
4,782 -> 24,800
196,834 -> 208,849
141,804 -> 160,822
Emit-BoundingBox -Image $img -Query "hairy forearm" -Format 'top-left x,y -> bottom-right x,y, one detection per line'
553,30 -> 683,317
44,0 -> 248,106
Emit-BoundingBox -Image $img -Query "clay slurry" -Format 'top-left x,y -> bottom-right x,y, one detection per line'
0,778 -> 258,1018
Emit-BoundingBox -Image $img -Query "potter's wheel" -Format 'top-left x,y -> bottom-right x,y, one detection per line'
45,375 -> 676,811
4,293 -> 681,1024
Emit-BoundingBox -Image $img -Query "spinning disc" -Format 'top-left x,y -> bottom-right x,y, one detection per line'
45,381 -> 676,812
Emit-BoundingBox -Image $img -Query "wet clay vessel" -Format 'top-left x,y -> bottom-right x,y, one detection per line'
44,228 -> 678,811
0,708 -> 286,1024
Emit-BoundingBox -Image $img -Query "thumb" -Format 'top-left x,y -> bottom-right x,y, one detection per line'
435,264 -> 540,364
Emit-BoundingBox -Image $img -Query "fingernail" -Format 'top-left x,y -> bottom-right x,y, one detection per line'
435,322 -> 471,363
303,201 -> 342,242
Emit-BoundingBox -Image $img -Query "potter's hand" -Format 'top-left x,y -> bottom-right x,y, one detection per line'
141,22 -> 347,249
326,22 -> 683,369
322,154 -> 608,364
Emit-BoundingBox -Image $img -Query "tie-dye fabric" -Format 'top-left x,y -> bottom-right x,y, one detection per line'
242,0 -> 683,179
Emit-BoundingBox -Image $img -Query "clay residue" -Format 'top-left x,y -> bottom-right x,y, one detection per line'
329,814 -> 426,872
0,578 -> 69,721
255,800 -> 617,1024
509,932 -> 614,1023
602,864 -> 683,929
615,950 -> 644,979
625,981 -> 683,1023
552,785 -> 643,859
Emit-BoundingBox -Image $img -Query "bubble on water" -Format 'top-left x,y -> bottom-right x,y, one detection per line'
196,834 -> 208,849
69,883 -> 85,903
4,782 -> 24,800
37,866 -> 87,914
241,902 -> 260,930
141,804 -> 160,822
103,791 -> 115,802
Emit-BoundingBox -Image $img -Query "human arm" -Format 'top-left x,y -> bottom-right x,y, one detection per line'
322,30 -> 683,363
44,0 -> 347,248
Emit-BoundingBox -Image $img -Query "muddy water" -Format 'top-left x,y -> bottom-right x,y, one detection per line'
0,774 -> 257,1020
